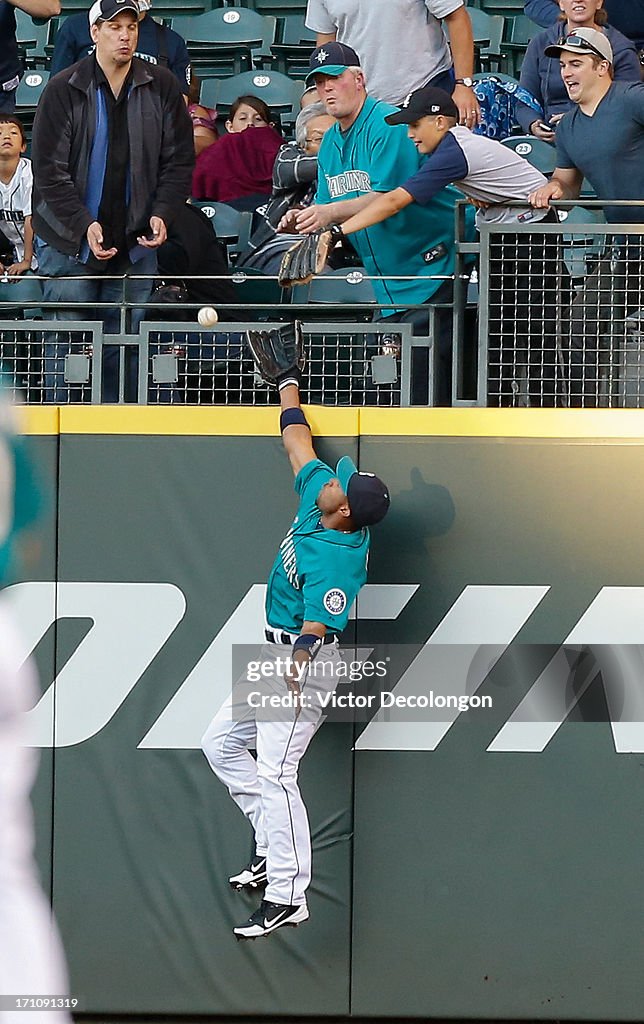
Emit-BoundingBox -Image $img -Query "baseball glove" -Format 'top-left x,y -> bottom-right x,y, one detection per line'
245,320 -> 305,388
278,223 -> 345,288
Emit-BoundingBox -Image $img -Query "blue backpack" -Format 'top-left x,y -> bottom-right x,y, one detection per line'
473,76 -> 543,140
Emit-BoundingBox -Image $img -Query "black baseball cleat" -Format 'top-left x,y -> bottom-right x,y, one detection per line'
233,899 -> 309,940
229,856 -> 267,891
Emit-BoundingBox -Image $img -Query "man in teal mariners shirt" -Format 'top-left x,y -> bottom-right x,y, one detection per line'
201,368 -> 390,940
282,41 -> 469,404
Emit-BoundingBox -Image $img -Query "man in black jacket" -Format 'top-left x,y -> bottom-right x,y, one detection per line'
50,0 -> 192,96
31,0 -> 194,402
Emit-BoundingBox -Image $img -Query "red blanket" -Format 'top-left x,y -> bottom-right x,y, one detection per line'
191,125 -> 283,203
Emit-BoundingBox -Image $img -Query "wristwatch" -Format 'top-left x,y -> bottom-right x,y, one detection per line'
455,77 -> 474,87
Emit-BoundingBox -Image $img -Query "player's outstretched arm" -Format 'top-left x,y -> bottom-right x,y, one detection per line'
279,383 -> 317,477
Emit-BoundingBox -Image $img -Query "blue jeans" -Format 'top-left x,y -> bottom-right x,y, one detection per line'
35,238 -> 157,403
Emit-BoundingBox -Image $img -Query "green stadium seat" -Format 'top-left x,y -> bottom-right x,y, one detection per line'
192,202 -> 253,263
502,14 -> 540,75
201,69 -> 304,131
270,14 -> 315,77
14,10 -> 52,69
291,268 -> 377,321
501,135 -> 556,175
171,8 -> 276,77
468,8 -> 506,73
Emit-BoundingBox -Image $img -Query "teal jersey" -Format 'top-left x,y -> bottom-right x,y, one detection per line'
315,95 -> 461,311
265,459 -> 369,634
0,390 -> 44,587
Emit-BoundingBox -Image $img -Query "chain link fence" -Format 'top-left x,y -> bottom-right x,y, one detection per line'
469,203 -> 644,408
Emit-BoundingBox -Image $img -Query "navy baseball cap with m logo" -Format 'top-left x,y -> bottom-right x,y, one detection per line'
305,42 -> 362,84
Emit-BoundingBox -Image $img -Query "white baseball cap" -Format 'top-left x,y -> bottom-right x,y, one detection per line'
89,0 -> 140,27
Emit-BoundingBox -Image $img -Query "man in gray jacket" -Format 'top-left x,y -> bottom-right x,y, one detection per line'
31,0 -> 194,401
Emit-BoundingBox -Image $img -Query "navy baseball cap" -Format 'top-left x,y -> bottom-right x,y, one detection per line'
305,42 -> 362,85
385,85 -> 459,125
336,456 -> 390,529
89,0 -> 140,26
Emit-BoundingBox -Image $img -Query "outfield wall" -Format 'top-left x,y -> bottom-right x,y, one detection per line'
13,407 -> 644,1021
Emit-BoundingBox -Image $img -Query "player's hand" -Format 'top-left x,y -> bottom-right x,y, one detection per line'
284,670 -> 302,718
453,84 -> 480,129
137,216 -> 167,248
529,181 -> 564,208
87,221 -> 118,261
294,204 -> 337,234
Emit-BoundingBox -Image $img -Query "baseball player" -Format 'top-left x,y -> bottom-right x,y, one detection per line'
0,387 -> 71,1023
201,326 -> 390,939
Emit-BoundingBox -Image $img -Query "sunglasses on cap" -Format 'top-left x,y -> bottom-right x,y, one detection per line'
562,34 -> 609,60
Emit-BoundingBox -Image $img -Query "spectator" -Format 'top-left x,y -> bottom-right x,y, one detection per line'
50,0 -> 192,95
529,29 -> 644,405
0,115 -> 41,314
239,102 -> 335,273
517,0 -> 639,139
191,95 -> 283,210
0,0 -> 60,114
300,84 -> 319,107
293,84 -> 568,406
187,76 -> 217,156
31,0 -> 194,402
305,0 -> 480,125
289,43 -> 472,405
525,0 -> 644,49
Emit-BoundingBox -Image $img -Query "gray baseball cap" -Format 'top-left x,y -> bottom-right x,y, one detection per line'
544,27 -> 613,64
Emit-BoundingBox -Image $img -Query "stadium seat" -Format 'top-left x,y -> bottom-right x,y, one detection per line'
14,10 -> 51,69
201,69 -> 304,132
468,9 -> 506,73
270,14 -> 316,77
291,268 -> 377,321
192,202 -> 253,263
15,69 -> 49,136
501,135 -> 556,175
171,8 -> 277,77
502,14 -> 540,76
560,206 -> 606,284
243,0 -> 307,15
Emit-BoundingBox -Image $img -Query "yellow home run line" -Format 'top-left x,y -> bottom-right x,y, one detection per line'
18,406 -> 644,440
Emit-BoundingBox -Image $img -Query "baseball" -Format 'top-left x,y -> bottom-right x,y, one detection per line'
198,306 -> 219,327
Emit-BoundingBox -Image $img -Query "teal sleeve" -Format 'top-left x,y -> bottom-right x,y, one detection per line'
302,569 -> 360,632
367,124 -> 420,193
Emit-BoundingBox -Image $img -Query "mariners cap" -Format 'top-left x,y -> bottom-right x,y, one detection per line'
544,27 -> 613,64
336,456 -> 390,529
305,42 -> 362,85
385,85 -> 459,125
89,0 -> 140,26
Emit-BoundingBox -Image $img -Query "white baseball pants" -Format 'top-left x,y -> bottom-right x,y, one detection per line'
0,605 -> 70,1024
201,640 -> 341,906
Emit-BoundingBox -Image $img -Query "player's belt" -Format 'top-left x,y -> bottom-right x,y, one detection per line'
264,628 -> 337,646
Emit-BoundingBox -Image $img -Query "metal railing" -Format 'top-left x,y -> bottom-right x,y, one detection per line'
0,270 -> 445,406
453,200 -> 644,408
5,203 -> 644,408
